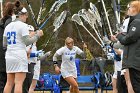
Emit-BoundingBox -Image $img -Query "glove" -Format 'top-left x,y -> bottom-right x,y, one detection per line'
45,51 -> 51,56
103,37 -> 111,45
107,53 -> 114,60
36,50 -> 44,58
39,51 -> 51,61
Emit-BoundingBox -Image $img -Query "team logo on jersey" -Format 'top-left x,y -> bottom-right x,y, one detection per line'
132,27 -> 136,32
70,56 -> 73,61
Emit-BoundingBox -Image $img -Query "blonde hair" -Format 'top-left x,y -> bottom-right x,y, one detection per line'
129,0 -> 140,13
65,37 -> 74,45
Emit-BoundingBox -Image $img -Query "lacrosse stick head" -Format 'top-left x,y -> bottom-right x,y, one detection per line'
88,9 -> 102,27
53,10 -> 67,31
78,9 -> 90,23
49,0 -> 67,13
71,14 -> 83,26
78,9 -> 87,16
90,2 -> 97,11
59,0 -> 67,3
49,1 -> 59,13
89,2 -> 102,27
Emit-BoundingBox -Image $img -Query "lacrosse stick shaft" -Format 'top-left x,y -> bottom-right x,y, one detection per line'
82,25 -> 103,47
74,22 -> 84,43
37,7 -> 43,25
91,26 -> 105,46
118,0 -> 120,23
37,0 -> 45,25
39,12 -> 54,29
43,31 -> 55,50
100,0 -> 113,36
97,1 -> 109,38
25,0 -> 39,27
95,24 -> 102,38
112,0 -> 120,24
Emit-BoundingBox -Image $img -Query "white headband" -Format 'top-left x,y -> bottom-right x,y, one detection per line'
28,25 -> 35,31
18,7 -> 27,15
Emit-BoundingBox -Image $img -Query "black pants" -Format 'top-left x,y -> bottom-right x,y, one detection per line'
117,71 -> 128,93
22,63 -> 35,93
129,68 -> 140,93
0,72 -> 7,93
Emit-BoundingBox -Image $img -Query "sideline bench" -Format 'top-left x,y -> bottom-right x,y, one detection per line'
34,75 -> 97,93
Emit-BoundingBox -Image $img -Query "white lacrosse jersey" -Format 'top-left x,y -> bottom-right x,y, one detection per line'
3,20 -> 29,51
121,17 -> 130,33
56,46 -> 83,72
114,49 -> 122,72
26,43 -> 37,63
3,20 -> 29,73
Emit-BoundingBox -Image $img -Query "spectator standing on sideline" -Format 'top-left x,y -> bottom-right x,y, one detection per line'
116,1 -> 140,93
0,1 -> 15,93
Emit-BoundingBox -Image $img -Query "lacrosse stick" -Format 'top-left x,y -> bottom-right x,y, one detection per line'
0,0 -> 3,18
42,11 -> 67,50
87,10 -> 105,46
74,22 -> 84,43
111,0 -> 121,32
100,0 -> 113,36
117,0 -> 120,23
37,0 -> 46,25
78,9 -> 105,46
39,0 -> 67,29
89,2 -> 103,38
71,14 -> 103,48
88,8 -> 102,38
78,9 -> 91,23
111,0 -> 120,23
24,0 -> 39,27
89,2 -> 102,27
49,0 -> 67,14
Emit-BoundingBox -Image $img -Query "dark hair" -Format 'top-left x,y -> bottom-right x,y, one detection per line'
3,2 -> 14,18
14,0 -> 24,15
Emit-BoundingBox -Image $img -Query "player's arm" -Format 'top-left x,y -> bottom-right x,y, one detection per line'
22,30 -> 43,46
53,52 -> 60,66
53,52 -> 61,74
22,35 -> 39,46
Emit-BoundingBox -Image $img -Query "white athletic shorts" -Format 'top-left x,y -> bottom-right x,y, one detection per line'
113,71 -> 117,79
33,60 -> 40,80
5,50 -> 28,73
121,69 -> 126,75
61,69 -> 77,78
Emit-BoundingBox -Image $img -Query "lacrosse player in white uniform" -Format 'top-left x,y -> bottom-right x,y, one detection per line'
26,25 -> 51,93
3,5 -> 43,93
53,37 -> 86,93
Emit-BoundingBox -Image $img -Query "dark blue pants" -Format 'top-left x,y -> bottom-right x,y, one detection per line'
129,68 -> 140,93
0,72 -> 7,93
